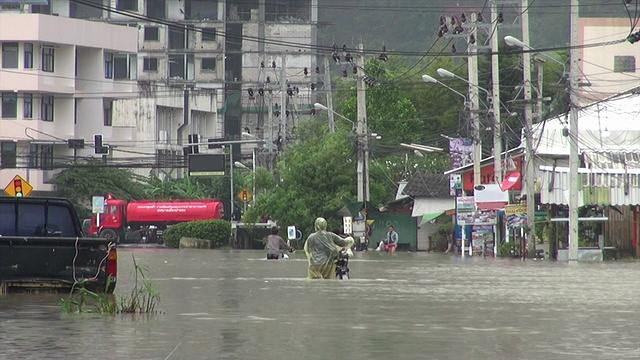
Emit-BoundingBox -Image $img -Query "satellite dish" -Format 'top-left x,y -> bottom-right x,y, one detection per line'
500,172 -> 521,191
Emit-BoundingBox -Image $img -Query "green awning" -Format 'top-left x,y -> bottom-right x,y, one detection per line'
419,212 -> 445,226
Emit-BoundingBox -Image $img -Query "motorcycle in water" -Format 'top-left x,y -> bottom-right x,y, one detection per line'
335,249 -> 351,280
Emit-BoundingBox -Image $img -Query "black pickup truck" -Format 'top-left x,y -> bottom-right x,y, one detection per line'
0,196 -> 117,293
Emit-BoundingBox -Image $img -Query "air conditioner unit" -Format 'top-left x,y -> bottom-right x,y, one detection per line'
158,130 -> 168,144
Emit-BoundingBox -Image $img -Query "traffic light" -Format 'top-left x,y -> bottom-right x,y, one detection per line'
14,179 -> 23,197
94,134 -> 109,154
94,134 -> 103,149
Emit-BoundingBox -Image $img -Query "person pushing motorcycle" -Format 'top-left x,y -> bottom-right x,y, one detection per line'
304,217 -> 354,279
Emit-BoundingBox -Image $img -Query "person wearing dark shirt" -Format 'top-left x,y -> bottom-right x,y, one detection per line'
265,226 -> 290,260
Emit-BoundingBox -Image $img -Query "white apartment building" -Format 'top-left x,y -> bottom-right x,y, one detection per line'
0,13 -> 138,193
1,1 -> 317,192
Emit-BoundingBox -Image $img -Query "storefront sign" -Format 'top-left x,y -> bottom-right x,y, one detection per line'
462,157 -> 523,191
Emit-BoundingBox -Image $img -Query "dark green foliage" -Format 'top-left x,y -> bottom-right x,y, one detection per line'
163,219 -> 232,248
144,172 -> 229,200
50,161 -> 149,204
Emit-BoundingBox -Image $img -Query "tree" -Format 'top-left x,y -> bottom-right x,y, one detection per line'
50,162 -> 150,218
244,119 -> 356,237
51,162 -> 149,204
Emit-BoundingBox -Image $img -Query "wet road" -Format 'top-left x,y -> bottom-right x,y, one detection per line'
1,248 -> 640,359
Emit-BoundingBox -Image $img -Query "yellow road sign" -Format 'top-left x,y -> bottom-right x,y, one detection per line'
4,175 -> 33,197
237,188 -> 253,203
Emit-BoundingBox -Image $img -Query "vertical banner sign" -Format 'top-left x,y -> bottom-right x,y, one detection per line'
343,216 -> 353,235
449,138 -> 474,195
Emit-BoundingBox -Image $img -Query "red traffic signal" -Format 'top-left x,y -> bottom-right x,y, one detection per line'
14,179 -> 23,197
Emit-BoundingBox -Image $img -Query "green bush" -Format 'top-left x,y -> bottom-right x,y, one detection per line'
163,220 -> 232,248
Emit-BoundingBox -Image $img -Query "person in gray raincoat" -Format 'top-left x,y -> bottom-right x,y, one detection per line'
304,217 -> 354,279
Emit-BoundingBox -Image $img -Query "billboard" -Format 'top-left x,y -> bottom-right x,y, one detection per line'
188,154 -> 226,176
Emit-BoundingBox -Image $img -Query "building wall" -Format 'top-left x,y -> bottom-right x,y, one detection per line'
0,13 -> 138,192
579,17 -> 640,104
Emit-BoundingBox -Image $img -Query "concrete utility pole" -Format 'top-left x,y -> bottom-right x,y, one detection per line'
568,0 -> 580,261
490,1 -> 503,185
468,13 -> 481,187
521,0 -> 536,254
280,55 -> 287,148
356,43 -> 369,202
323,56 -> 336,133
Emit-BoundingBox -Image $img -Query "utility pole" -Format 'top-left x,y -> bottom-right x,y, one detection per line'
490,1 -> 503,185
468,13 -> 481,187
535,60 -> 544,122
356,43 -> 369,202
520,0 -> 536,256
568,0 -> 580,261
323,56 -> 336,133
280,55 -> 287,148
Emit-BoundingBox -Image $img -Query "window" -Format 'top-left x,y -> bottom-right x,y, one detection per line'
144,26 -> 159,41
24,43 -> 33,69
41,94 -> 54,121
29,144 -> 53,170
0,142 -> 17,169
1,93 -> 17,118
169,54 -> 185,79
186,0 -> 218,20
146,0 -> 166,18
143,57 -> 158,71
169,27 -> 186,49
201,57 -> 216,71
614,55 -> 636,73
2,42 -> 18,69
23,93 -> 33,119
103,99 -> 113,126
114,56 -> 128,79
202,28 -> 216,42
32,4 -> 51,14
42,47 -> 54,72
105,52 -> 113,79
69,0 -> 104,19
117,0 -> 137,11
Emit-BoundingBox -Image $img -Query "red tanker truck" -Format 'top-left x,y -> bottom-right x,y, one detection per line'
87,194 -> 225,243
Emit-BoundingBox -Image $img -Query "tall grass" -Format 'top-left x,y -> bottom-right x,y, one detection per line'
60,255 -> 160,314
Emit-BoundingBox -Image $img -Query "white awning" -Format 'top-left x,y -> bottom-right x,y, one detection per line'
412,198 -> 454,217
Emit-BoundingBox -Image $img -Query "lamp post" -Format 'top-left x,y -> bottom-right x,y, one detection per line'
431,69 -> 484,187
422,73 -> 478,257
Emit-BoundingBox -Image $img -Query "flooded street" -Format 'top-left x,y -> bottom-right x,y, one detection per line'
2,248 -> 640,359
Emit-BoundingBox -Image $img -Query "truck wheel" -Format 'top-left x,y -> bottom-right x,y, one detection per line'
100,229 -> 119,243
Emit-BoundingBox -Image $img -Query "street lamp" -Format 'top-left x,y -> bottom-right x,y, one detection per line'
504,36 -> 567,74
313,103 -> 355,131
421,75 -> 468,101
